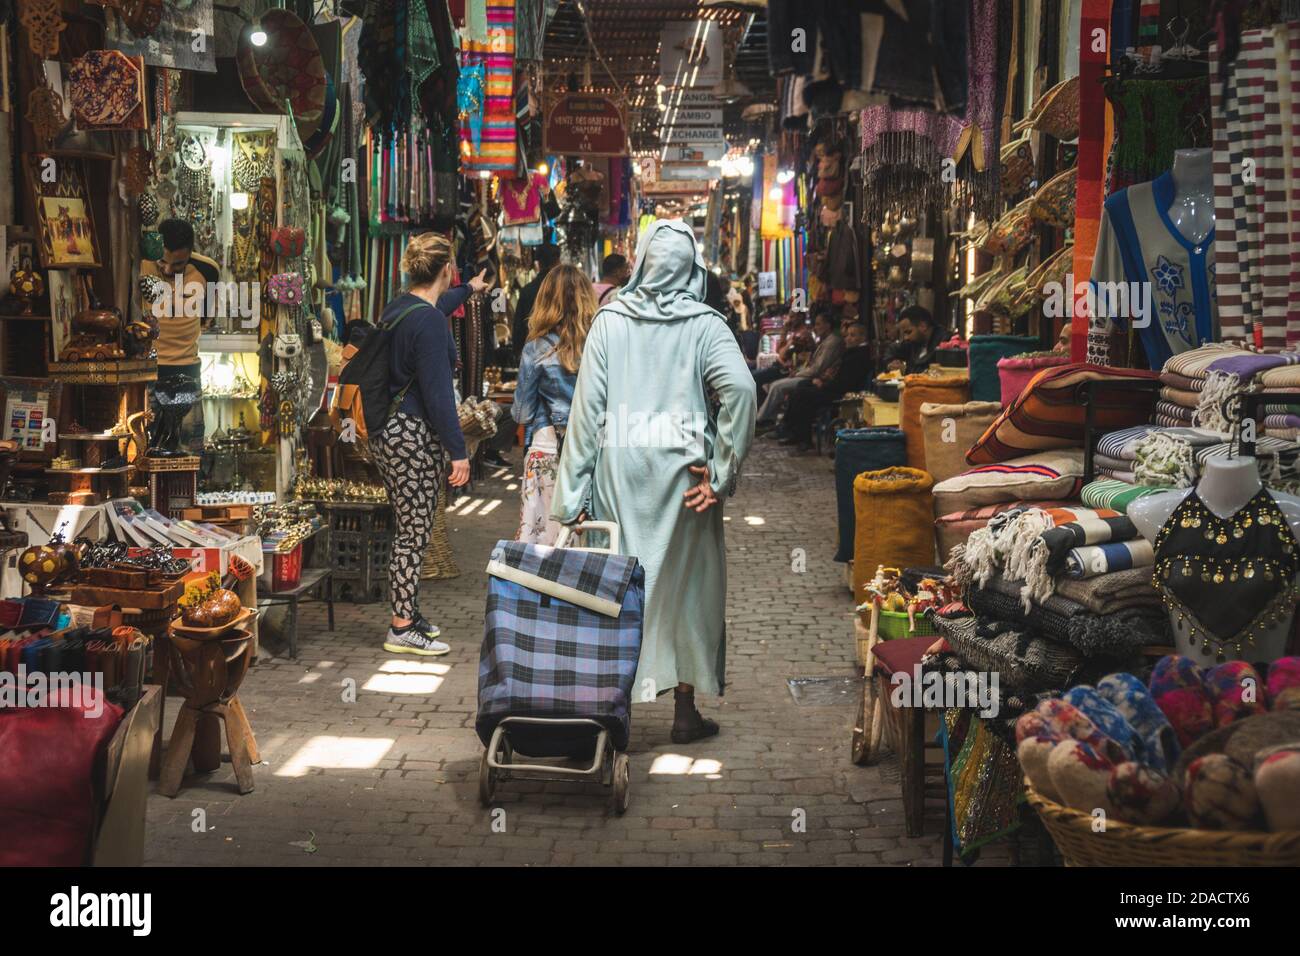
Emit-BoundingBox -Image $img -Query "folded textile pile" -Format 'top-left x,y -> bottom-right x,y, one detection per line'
1080,477 -> 1168,512
957,504 -> 1153,607
1092,423 -> 1222,484
967,574 -> 1167,658
931,611 -> 1088,692
1162,343 -> 1300,433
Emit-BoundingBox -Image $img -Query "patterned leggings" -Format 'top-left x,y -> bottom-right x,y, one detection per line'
371,412 -> 445,620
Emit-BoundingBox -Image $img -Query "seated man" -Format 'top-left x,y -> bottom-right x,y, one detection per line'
779,321 -> 873,450
756,310 -> 844,430
885,304 -> 947,375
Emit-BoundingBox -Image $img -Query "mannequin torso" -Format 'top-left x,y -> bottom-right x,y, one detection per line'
1130,456 -> 1300,662
1168,147 -> 1214,247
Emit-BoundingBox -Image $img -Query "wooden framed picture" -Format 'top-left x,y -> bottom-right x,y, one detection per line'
24,153 -> 103,269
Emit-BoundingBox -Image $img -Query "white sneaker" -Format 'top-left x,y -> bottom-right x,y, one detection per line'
383,626 -> 450,656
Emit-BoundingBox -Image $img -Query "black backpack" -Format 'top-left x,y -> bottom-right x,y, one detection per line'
337,302 -> 425,441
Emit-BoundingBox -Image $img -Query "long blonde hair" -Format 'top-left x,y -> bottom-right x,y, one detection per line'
527,263 -> 596,374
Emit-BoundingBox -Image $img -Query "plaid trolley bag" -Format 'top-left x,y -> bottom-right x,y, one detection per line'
477,523 -> 644,811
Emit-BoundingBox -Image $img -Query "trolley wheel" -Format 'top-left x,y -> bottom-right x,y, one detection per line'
609,752 -> 630,815
478,751 -> 497,806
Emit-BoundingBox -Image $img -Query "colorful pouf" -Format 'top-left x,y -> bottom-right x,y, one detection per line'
1150,654 -> 1214,747
1107,762 -> 1181,825
997,351 -> 1071,406
1267,658 -> 1300,710
1184,753 -> 1261,830
899,372 -> 970,472
1254,745 -> 1300,831
1097,672 -> 1181,773
1204,661 -> 1267,728
968,334 -> 1039,403
851,467 -> 936,602
918,401 -> 1002,484
833,428 -> 906,563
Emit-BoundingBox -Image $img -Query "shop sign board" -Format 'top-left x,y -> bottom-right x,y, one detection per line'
642,177 -> 712,195
659,162 -> 716,181
662,143 -> 727,163
758,272 -> 777,297
661,126 -> 727,146
662,107 -> 723,127
544,93 -> 628,156
659,21 -> 724,89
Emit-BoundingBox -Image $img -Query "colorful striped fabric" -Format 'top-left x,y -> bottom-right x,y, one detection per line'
1080,477 -> 1168,513
459,0 -> 516,174
1065,539 -> 1155,579
966,363 -> 1159,465
1072,0 -> 1115,361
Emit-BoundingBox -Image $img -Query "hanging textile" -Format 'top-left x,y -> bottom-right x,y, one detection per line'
1104,76 -> 1211,195
459,0 -> 517,175
1071,0 -> 1115,362
1211,26 -> 1300,350
856,0 -> 1003,222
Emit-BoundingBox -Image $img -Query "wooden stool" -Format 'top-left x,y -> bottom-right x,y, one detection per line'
870,635 -> 948,839
158,628 -> 257,797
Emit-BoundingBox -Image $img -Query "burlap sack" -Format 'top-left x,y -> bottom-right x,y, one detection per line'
919,401 -> 1003,484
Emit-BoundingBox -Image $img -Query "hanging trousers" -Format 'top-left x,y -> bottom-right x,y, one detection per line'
371,412 -> 445,620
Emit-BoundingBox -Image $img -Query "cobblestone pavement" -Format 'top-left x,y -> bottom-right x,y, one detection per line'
144,438 -> 1010,867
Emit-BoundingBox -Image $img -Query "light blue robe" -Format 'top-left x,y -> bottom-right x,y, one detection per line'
550,221 -> 757,696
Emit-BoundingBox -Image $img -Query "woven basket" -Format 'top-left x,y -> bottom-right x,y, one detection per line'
1025,787 -> 1300,866
420,479 -> 460,580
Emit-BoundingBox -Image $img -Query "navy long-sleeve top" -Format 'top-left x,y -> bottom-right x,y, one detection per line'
381,286 -> 471,460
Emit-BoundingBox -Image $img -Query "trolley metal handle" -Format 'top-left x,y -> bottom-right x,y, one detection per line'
555,520 -> 620,554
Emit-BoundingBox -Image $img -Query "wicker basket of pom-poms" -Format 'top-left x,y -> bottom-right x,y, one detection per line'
1025,787 -> 1300,867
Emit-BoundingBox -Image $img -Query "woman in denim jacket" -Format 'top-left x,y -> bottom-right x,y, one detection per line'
511,264 -> 596,544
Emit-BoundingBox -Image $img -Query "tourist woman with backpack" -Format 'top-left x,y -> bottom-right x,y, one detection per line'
369,232 -> 489,656
512,264 -> 597,545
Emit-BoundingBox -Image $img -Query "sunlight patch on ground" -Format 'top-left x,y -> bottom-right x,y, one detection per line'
275,736 -> 395,777
360,658 -> 451,695
648,753 -> 724,778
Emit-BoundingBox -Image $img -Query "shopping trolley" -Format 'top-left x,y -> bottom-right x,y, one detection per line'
476,522 -> 644,813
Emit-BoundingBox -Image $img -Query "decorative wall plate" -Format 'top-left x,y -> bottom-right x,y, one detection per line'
67,50 -> 147,130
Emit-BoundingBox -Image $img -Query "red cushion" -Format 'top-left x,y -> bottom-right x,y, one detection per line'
0,690 -> 123,866
872,635 -> 934,677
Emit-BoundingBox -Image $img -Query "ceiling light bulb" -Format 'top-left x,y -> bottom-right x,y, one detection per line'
250,26 -> 268,47
776,169 -> 794,184
537,163 -> 549,175
768,186 -> 782,200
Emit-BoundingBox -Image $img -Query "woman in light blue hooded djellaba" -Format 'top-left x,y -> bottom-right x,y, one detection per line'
550,219 -> 757,743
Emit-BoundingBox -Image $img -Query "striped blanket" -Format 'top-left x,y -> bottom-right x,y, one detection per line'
1080,478 -> 1167,512
1064,539 -> 1154,579
459,0 -> 517,174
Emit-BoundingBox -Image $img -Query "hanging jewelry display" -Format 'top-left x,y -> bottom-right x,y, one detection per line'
232,130 -> 274,192
19,0 -> 66,57
172,130 -> 220,256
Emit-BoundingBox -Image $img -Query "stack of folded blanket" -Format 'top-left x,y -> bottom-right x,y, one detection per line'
1080,477 -> 1168,511
1092,424 -> 1222,484
1162,344 -> 1300,433
955,504 -> 1157,607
